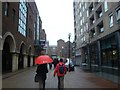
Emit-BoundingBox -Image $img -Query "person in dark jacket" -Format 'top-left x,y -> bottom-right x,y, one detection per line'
36,64 -> 48,90
36,50 -> 48,90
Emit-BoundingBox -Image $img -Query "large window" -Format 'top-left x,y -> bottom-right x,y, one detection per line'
90,43 -> 98,65
109,13 -> 113,27
18,0 -> 28,37
116,7 -> 120,21
4,2 -> 9,16
101,36 -> 118,67
104,0 -> 108,12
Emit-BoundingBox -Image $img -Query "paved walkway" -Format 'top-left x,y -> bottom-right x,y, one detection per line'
2,66 -> 119,89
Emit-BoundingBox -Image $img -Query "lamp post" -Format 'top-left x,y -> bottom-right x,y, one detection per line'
68,33 -> 71,72
62,46 -> 64,57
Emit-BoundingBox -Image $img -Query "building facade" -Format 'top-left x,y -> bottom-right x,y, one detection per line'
1,1 -> 42,73
73,1 -> 120,83
57,39 -> 65,58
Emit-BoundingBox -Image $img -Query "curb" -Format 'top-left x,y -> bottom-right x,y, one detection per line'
2,66 -> 36,79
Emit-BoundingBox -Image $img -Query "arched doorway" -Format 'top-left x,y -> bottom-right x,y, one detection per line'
2,35 -> 15,73
18,43 -> 26,70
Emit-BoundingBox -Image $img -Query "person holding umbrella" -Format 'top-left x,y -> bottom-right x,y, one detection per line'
35,50 -> 53,90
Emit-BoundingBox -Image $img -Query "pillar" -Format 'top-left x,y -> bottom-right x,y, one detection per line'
97,40 -> 102,73
24,54 -> 28,68
116,31 -> 120,84
30,56 -> 33,66
12,53 -> 18,72
87,44 -> 91,70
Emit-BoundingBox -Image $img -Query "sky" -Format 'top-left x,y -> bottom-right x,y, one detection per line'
35,0 -> 74,45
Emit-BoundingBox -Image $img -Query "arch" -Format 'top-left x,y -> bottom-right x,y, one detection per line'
28,46 -> 32,55
2,32 -> 16,73
19,41 -> 27,54
2,32 -> 16,52
18,41 -> 26,70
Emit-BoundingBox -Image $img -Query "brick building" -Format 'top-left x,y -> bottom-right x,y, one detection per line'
1,1 -> 42,73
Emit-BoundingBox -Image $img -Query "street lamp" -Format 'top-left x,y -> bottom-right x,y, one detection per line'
68,33 -> 71,72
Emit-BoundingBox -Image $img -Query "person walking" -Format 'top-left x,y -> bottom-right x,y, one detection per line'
35,50 -> 48,90
53,58 -> 67,90
53,58 -> 59,68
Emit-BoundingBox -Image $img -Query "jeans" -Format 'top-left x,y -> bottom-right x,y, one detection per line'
58,76 -> 64,90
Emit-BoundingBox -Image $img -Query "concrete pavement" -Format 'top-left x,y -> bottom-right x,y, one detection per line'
2,66 -> 119,89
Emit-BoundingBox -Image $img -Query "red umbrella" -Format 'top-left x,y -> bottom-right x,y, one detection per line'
35,55 -> 53,65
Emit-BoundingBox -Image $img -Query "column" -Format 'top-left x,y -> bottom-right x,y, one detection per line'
97,40 -> 102,72
24,54 -> 28,68
116,31 -> 120,84
87,44 -> 91,70
30,56 -> 33,66
12,53 -> 18,72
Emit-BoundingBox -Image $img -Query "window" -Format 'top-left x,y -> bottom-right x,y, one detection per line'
109,13 -> 113,27
12,9 -> 15,21
83,17 -> 84,23
87,10 -> 89,17
96,6 -> 102,19
83,6 -> 85,12
80,12 -> 82,17
104,0 -> 108,12
18,0 -> 28,37
86,23 -> 88,30
116,7 -> 120,21
90,28 -> 95,38
80,20 -> 82,25
4,2 -> 9,16
79,3 -> 81,8
85,3 -> 87,9
100,27 -> 104,32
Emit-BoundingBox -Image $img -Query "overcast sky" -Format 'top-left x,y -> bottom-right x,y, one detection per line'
35,0 -> 74,45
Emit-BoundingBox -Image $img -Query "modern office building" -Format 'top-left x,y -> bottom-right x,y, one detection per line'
1,1 -> 42,73
73,1 -> 120,83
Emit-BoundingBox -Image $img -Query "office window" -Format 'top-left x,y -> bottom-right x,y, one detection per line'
87,10 -> 89,17
104,0 -> 108,12
80,12 -> 82,17
80,3 -> 81,8
80,20 -> 82,25
109,13 -> 113,27
18,0 -> 28,37
85,3 -> 87,9
116,7 -> 120,21
83,6 -> 85,12
4,2 -> 9,16
83,17 -> 84,23
86,23 -> 88,30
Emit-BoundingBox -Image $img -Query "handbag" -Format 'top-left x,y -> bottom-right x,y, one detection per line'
34,74 -> 40,82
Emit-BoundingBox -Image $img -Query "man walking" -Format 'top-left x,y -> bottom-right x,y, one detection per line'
53,58 -> 67,90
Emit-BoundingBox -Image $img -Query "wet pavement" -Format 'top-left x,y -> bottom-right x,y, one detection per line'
2,66 -> 119,89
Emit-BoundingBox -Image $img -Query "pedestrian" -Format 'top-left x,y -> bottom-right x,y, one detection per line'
49,62 -> 52,70
53,58 -> 59,68
53,58 -> 67,90
36,50 -> 48,90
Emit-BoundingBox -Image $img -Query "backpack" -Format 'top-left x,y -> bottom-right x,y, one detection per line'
58,64 -> 64,74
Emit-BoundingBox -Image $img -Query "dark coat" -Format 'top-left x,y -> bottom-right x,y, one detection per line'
36,64 -> 48,81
